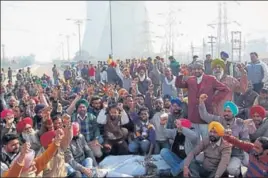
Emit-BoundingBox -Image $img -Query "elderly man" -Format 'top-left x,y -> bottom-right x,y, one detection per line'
176,60 -> 230,139
183,121 -> 232,178
199,94 -> 249,177
211,58 -> 248,116
16,117 -> 43,155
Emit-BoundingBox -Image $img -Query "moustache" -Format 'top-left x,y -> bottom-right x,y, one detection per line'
209,135 -> 218,142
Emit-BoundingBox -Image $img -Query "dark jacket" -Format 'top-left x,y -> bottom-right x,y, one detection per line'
65,134 -> 97,172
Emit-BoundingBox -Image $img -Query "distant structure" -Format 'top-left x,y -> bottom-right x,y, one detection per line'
82,1 -> 152,62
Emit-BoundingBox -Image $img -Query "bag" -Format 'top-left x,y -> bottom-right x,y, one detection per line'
99,155 -> 171,177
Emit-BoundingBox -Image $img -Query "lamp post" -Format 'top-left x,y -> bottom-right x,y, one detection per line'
66,18 -> 91,56
109,1 -> 113,57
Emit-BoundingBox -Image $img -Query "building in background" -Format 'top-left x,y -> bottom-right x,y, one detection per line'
82,1 -> 152,62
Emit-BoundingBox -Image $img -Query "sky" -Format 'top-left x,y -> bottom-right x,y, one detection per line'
1,1 -> 268,62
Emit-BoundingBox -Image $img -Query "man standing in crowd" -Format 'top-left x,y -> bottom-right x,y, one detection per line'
246,52 -> 268,93
204,54 -> 213,75
211,58 -> 248,116
176,60 -> 230,139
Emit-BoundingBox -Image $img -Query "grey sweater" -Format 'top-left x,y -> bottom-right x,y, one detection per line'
65,134 -> 97,172
199,102 -> 249,158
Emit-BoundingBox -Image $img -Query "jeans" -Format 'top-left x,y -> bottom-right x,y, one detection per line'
154,140 -> 170,154
66,158 -> 93,178
160,148 -> 184,176
128,139 -> 150,154
253,83 -> 263,94
227,156 -> 242,176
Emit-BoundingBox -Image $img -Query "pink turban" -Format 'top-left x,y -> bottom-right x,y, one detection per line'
1,109 -> 14,119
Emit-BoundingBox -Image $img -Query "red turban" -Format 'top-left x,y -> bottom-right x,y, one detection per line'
250,105 -> 266,119
16,117 -> 33,133
111,61 -> 117,67
1,109 -> 14,119
72,122 -> 80,137
40,131 -> 56,148
180,119 -> 192,128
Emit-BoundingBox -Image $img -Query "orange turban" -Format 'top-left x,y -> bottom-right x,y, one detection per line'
40,131 -> 56,148
208,121 -> 225,136
16,117 -> 33,134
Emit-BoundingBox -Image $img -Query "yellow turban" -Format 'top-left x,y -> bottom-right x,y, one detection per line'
211,58 -> 225,70
208,121 -> 225,136
107,58 -> 113,65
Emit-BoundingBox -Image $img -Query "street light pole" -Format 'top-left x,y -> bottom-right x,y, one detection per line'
76,21 -> 82,56
66,18 -> 91,56
109,1 -> 113,56
66,35 -> 70,61
1,44 -> 6,60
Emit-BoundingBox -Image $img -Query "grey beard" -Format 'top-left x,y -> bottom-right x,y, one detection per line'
22,131 -> 39,144
214,71 -> 224,81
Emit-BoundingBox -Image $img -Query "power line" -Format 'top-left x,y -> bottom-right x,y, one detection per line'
208,35 -> 217,58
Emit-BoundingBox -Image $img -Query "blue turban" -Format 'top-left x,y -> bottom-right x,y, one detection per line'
171,98 -> 182,107
34,104 -> 45,114
220,51 -> 229,59
223,101 -> 238,116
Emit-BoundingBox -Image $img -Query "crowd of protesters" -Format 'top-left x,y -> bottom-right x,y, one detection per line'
0,51 -> 268,178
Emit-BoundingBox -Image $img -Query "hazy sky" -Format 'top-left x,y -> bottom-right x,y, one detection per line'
1,1 -> 268,61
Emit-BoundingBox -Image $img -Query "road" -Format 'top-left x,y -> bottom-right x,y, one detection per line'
3,63 -> 56,85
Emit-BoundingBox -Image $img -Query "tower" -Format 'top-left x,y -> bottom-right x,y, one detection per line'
82,1 -> 151,62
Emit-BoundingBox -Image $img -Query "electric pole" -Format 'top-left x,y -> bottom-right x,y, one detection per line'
61,42 -> 65,60
1,44 -> 6,61
190,42 -> 195,57
208,35 -> 217,58
109,0 -> 113,56
66,35 -> 70,61
66,18 -> 91,56
231,31 -> 242,62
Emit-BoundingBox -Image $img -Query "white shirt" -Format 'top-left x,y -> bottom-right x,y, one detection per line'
196,74 -> 204,84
